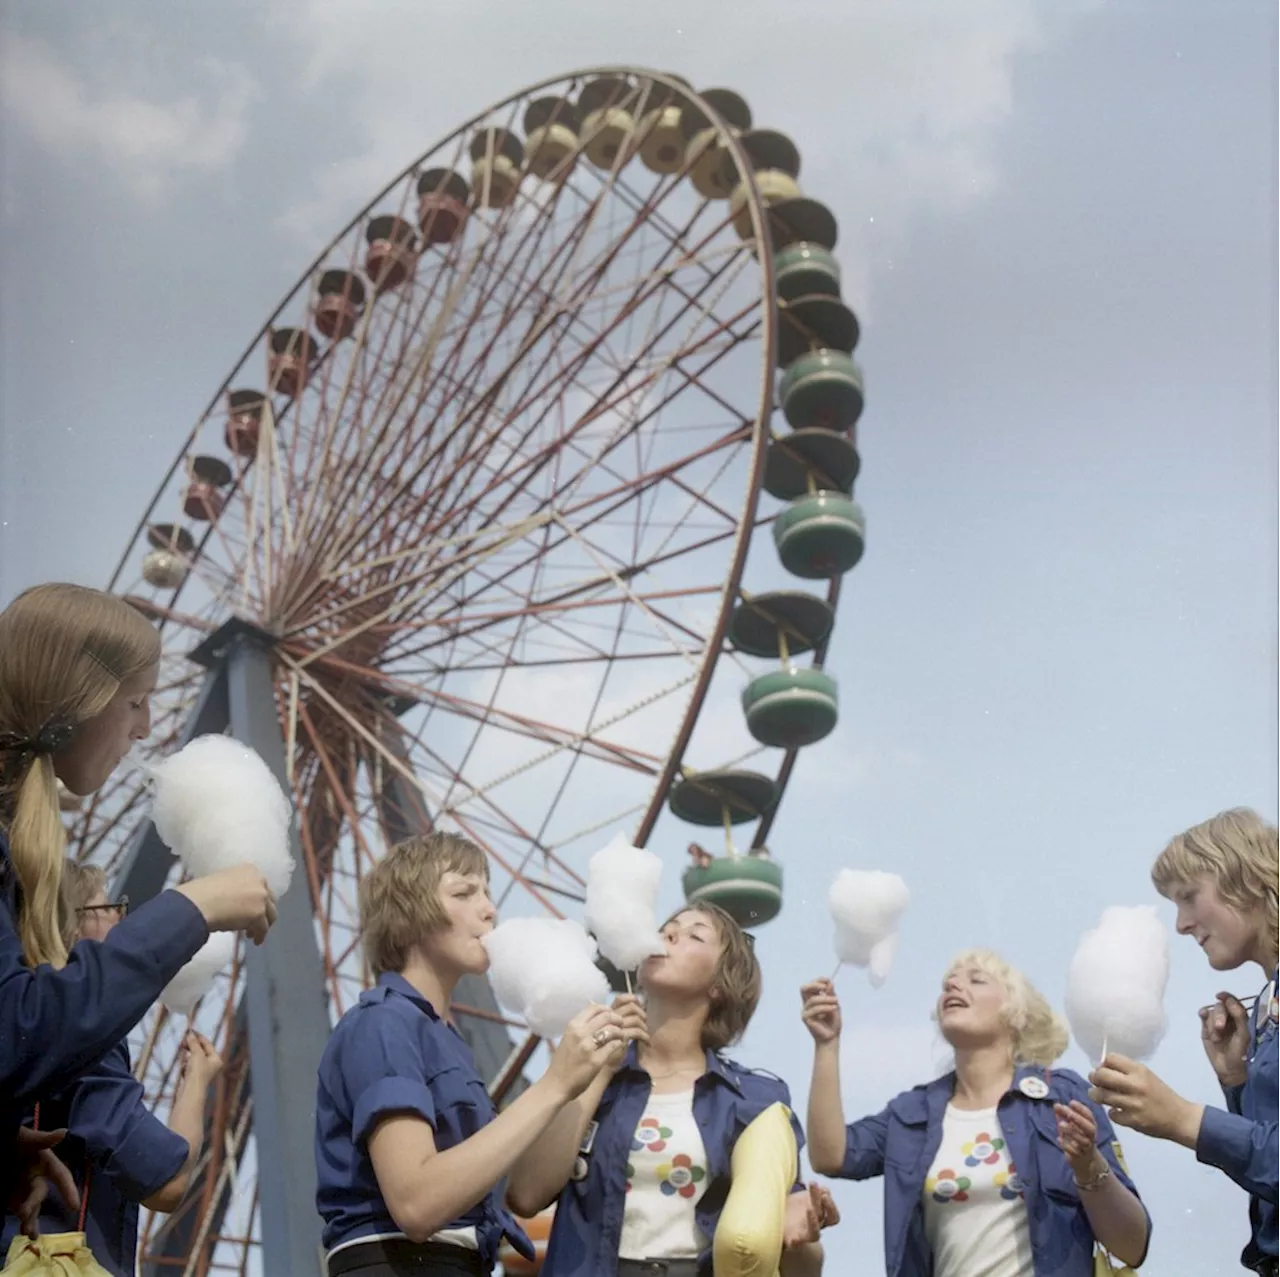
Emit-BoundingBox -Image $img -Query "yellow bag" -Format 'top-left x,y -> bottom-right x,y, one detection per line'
3,1107 -> 107,1277
1094,1247 -> 1139,1276
1,1234 -> 112,1277
713,1101 -> 798,1277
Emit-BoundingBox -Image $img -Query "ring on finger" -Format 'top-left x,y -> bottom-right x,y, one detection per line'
593,1028 -> 611,1047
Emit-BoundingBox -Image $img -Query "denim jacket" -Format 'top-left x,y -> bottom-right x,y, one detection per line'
839,1063 -> 1149,1277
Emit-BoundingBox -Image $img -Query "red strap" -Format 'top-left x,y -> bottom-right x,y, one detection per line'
78,1165 -> 91,1232
31,1100 -> 92,1232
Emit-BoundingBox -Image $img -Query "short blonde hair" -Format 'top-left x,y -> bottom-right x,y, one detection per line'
60,859 -> 108,947
661,902 -> 761,1052
941,948 -> 1069,1067
359,832 -> 488,977
1152,808 -> 1278,952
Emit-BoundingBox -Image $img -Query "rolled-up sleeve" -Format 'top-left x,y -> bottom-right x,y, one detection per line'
1196,1106 -> 1279,1203
69,1043 -> 189,1201
840,1108 -> 889,1180
340,1009 -> 439,1147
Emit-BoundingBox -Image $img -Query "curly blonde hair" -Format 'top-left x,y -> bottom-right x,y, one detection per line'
938,948 -> 1069,1066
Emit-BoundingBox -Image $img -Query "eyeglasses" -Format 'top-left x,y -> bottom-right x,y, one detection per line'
77,896 -> 129,919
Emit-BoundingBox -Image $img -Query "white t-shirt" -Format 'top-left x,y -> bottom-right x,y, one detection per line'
922,1105 -> 1034,1277
618,1089 -> 711,1260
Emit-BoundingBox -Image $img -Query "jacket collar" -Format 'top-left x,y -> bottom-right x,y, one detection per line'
618,1040 -> 744,1095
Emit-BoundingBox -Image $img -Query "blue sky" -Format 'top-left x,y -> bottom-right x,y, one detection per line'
1,2 -> 1276,1273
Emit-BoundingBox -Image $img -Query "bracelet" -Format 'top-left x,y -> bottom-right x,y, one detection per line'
1074,1163 -> 1112,1192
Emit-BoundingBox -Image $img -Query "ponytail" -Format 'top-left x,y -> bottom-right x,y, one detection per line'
0,583 -> 160,969
8,757 -> 69,967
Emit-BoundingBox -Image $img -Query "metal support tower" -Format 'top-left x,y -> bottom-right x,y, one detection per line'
118,619 -> 330,1277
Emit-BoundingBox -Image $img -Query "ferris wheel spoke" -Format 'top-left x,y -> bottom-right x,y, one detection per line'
373,275 -> 757,619
386,415 -> 750,650
295,168 -> 596,572
316,166 -> 728,577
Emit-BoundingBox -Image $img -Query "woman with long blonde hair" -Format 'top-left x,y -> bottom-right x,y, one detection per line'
803,949 -> 1150,1276
0,583 -> 277,1234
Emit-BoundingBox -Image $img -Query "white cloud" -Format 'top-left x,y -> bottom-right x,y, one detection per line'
0,32 -> 258,202
257,0 -> 1100,306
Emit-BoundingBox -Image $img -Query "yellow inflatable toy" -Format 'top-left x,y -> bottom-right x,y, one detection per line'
712,1101 -> 798,1277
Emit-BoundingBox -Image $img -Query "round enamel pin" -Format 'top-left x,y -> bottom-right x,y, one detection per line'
1018,1076 -> 1049,1100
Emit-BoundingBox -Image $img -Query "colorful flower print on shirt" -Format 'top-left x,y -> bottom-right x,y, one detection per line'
925,1169 -> 971,1203
631,1117 -> 671,1153
961,1131 -> 1005,1167
995,1164 -> 1026,1201
656,1153 -> 706,1199
625,1161 -> 635,1193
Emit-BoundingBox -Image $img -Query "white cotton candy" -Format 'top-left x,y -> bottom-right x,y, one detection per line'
160,931 -> 237,1017
483,917 -> 611,1039
829,869 -> 910,987
149,735 -> 294,896
583,833 -> 666,972
1065,905 -> 1170,1062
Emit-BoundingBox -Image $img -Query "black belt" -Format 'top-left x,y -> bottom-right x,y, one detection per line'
616,1261 -> 700,1277
327,1238 -> 484,1277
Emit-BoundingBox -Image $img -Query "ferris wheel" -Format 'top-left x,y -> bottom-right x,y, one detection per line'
64,68 -> 866,1276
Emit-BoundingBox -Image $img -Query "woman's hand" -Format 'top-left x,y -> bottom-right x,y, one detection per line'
1200,994 -> 1251,1089
545,1005 -> 625,1100
801,979 -> 842,1045
177,1030 -> 224,1100
9,1128 -> 80,1239
602,994 -> 649,1074
1054,1100 -> 1105,1182
1088,1054 -> 1205,1148
783,1182 -> 841,1247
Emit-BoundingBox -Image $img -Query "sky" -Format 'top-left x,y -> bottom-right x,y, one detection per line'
1,2 -> 1277,1274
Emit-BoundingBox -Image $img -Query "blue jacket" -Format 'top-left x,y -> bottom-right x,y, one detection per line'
1196,969 -> 1278,1268
0,833 -> 207,1193
315,972 -> 533,1272
838,1064 -> 1149,1277
0,1040 -> 189,1277
542,1042 -> 806,1277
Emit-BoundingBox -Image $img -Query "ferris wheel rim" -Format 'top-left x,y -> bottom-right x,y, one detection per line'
104,66 -> 777,595
97,65 -> 789,864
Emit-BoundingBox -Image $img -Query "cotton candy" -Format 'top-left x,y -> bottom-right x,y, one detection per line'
160,931 -> 237,1017
1065,905 -> 1170,1062
829,869 -> 910,987
583,833 -> 666,972
483,917 -> 611,1039
149,735 -> 294,896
